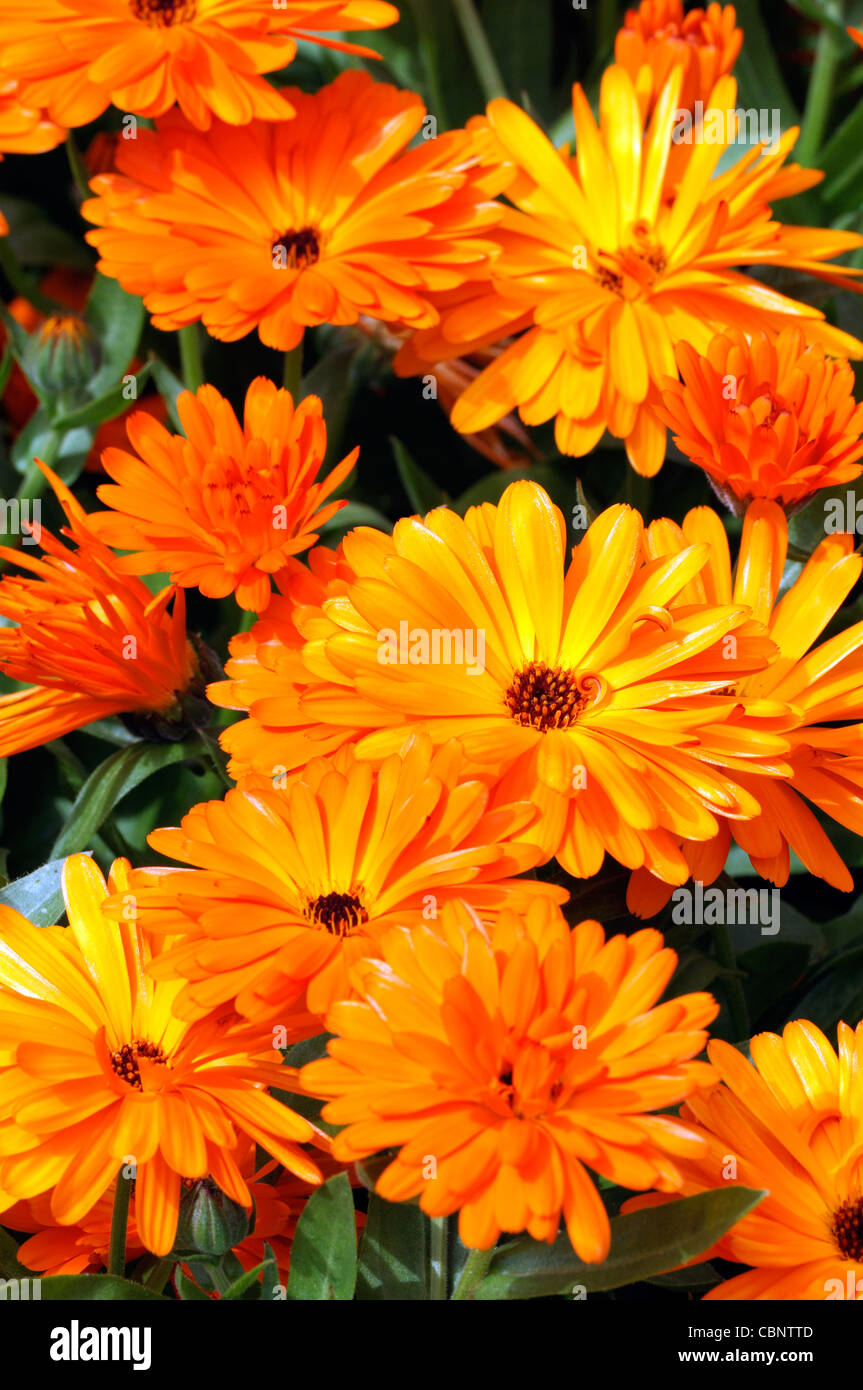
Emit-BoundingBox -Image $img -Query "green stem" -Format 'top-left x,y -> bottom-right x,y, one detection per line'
65,131 -> 91,203
711,916 -> 750,1042
108,1170 -> 132,1278
196,727 -> 233,790
450,0 -> 508,104
429,1217 -> 448,1300
451,1244 -> 494,1300
178,323 -> 204,393
796,11 -> 846,166
141,1256 -> 176,1295
282,337 -> 304,399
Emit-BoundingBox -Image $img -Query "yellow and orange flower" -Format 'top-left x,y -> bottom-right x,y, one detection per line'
624,1023 -> 863,1300
90,378 -> 357,613
113,734 -> 568,1022
395,66 -> 863,475
0,0 -> 398,131
81,70 -> 502,351
659,328 -> 863,511
0,856 -> 325,1257
1,1186 -> 145,1276
0,462 -> 204,756
210,479 -> 792,886
301,898 -> 718,1260
0,77 -> 63,156
629,498 -> 863,912
614,0 -> 742,119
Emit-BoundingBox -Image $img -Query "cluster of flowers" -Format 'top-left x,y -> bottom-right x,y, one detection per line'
0,0 -> 862,1300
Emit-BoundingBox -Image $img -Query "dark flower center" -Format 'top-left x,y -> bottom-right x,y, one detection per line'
271,227 -> 321,271
833,1196 -> 863,1262
110,1039 -> 167,1090
130,0 -> 196,26
505,661 -> 589,731
307,891 -> 368,938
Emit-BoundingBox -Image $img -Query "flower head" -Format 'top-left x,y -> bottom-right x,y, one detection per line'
210,480 -> 791,886
395,66 -> 863,475
614,0 -> 742,118
0,463 -> 205,756
90,378 -> 357,612
0,0 -> 398,131
659,328 -> 863,511
82,70 -> 502,350
115,734 -> 568,1021
302,899 -> 718,1260
0,856 -> 325,1256
625,1023 -> 863,1300
0,77 -> 63,155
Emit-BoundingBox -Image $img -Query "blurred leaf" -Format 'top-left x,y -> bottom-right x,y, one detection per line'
301,344 -> 361,465
40,1274 -> 167,1301
11,406 -> 93,484
732,0 -> 799,126
51,363 -> 152,431
0,197 -> 94,271
392,436 -> 448,513
472,1188 -> 766,1299
79,716 -> 146,747
0,855 -> 72,926
481,0 -> 552,116
84,275 -> 145,397
454,461 -> 573,515
318,500 -> 393,538
356,1194 -> 430,1301
285,1174 -> 357,1301
149,355 -> 186,431
51,737 -> 206,858
0,1227 -> 34,1280
788,945 -> 863,1032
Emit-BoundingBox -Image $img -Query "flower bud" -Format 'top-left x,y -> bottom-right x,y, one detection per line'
174,1178 -> 251,1258
22,314 -> 100,396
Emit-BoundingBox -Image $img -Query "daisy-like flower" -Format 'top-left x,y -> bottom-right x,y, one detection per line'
614,0 -> 742,118
659,328 -> 863,511
112,734 -> 568,1022
0,463 -> 208,757
210,479 -> 791,886
629,497 -> 863,913
624,1023 -> 863,1300
301,898 -> 718,1259
81,70 -> 502,351
0,78 -> 63,156
0,856 -> 324,1257
89,378 -> 357,613
1,1187 -> 145,1277
0,0 -> 398,132
394,66 -> 863,475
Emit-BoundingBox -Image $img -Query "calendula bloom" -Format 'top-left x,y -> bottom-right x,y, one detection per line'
115,734 -> 567,1021
0,0 -> 398,131
625,1024 -> 863,1300
659,328 -> 863,511
90,378 -> 357,612
302,899 -> 718,1259
0,78 -> 63,156
211,480 -> 790,885
1,1187 -> 145,1276
396,66 -> 863,475
0,856 -> 325,1257
629,498 -> 863,912
81,70 -> 502,351
614,0 -> 742,118
0,463 -> 207,757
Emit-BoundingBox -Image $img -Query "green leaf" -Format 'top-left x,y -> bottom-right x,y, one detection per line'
149,355 -> 185,431
732,0 -> 798,127
11,406 -> 93,485
0,197 -> 94,271
480,0 -> 552,117
472,1187 -> 766,1299
300,344 -> 360,465
285,1174 -> 358,1301
356,1194 -> 430,1301
51,363 -> 152,431
0,1227 -> 35,1281
51,738 -> 205,858
0,856 -> 70,926
40,1274 -> 168,1301
318,501 -> 393,537
174,1268 -> 212,1301
219,1251 -> 278,1301
84,275 -> 145,398
391,436 -> 447,513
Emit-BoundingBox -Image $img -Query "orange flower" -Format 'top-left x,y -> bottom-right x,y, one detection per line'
614,0 -> 742,118
0,856 -> 325,1257
301,899 -> 718,1260
0,0 -> 398,131
0,77 -> 63,155
2,1186 -> 146,1277
114,734 -> 567,1022
659,328 -> 863,511
210,479 -> 791,886
624,1024 -> 863,1300
0,462 -> 203,756
629,498 -> 863,912
89,378 -> 356,613
81,70 -> 502,350
395,66 -> 863,475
